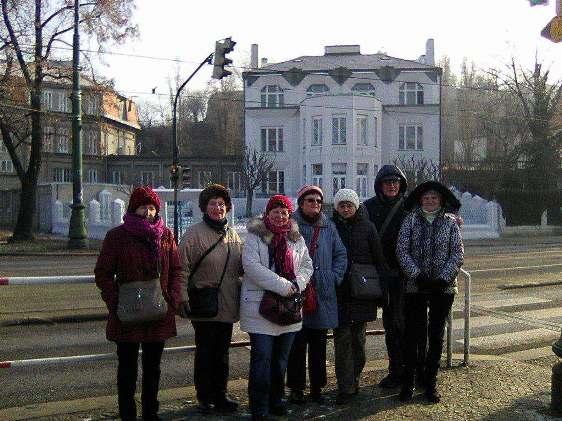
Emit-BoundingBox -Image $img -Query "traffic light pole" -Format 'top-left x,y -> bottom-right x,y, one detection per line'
171,52 -> 214,242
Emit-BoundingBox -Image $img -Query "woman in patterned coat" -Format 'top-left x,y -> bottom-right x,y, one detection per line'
396,181 -> 463,404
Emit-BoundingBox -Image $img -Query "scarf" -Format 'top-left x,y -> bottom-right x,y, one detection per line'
421,207 -> 442,224
203,213 -> 228,233
122,212 -> 165,262
263,216 -> 296,281
300,210 -> 322,225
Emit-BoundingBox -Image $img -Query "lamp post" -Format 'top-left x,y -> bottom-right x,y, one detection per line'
67,0 -> 88,249
171,53 -> 213,242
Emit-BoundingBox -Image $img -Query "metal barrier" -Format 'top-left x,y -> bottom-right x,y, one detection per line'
2,272 -> 469,369
446,268 -> 471,368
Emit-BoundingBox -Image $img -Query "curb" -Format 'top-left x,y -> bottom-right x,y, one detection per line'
0,251 -> 100,257
0,312 -> 106,327
498,279 -> 562,290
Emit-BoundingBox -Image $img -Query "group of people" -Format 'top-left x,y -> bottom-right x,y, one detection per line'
94,164 -> 464,421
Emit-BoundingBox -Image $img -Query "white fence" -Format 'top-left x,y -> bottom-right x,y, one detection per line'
451,188 -> 505,240
52,187 -> 204,240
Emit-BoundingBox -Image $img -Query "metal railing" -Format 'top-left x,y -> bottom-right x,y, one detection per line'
2,272 -> 470,369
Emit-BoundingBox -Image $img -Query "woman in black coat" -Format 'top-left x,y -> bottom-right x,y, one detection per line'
331,189 -> 382,405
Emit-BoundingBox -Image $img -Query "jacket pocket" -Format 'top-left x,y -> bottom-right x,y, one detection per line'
242,289 -> 263,303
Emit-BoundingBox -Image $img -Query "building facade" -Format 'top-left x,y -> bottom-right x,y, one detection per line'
243,40 -> 442,201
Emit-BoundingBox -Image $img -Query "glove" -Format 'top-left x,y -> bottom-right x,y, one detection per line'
414,272 -> 430,287
177,301 -> 190,318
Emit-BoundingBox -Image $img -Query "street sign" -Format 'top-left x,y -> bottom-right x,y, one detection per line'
541,15 -> 562,42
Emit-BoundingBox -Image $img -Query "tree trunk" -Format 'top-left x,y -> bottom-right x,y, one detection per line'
10,175 -> 38,241
245,188 -> 254,218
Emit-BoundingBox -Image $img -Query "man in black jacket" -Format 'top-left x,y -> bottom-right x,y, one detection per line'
363,165 -> 410,388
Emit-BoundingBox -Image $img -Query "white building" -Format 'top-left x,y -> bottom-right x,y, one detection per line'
243,40 -> 442,202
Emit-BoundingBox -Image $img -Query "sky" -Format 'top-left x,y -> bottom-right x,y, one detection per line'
86,0 -> 561,108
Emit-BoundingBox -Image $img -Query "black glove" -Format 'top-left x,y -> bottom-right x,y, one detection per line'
414,272 -> 430,287
417,275 -> 449,292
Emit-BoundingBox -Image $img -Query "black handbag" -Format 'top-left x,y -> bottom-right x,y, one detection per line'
186,231 -> 230,318
259,281 -> 303,326
349,263 -> 383,300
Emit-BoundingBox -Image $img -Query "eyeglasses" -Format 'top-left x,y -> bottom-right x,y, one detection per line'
305,198 -> 323,204
208,202 -> 226,209
382,180 -> 400,185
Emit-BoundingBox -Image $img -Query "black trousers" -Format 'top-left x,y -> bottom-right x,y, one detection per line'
191,320 -> 233,403
116,341 -> 164,421
381,282 -> 405,376
403,293 -> 454,388
286,327 -> 328,391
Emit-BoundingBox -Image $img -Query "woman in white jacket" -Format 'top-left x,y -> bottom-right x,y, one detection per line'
241,194 -> 313,421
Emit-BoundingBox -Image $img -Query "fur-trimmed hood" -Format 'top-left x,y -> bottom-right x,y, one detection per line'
246,217 -> 301,244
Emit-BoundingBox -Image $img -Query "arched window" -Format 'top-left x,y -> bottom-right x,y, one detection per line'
306,84 -> 329,96
351,83 -> 376,96
399,82 -> 424,105
260,85 -> 284,108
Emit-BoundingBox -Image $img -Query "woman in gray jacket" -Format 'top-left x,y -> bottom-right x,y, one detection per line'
241,195 -> 313,421
396,181 -> 463,404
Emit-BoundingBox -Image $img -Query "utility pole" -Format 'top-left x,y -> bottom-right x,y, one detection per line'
67,0 -> 88,249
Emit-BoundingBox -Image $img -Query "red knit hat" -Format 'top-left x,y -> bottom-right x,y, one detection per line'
127,186 -> 161,214
265,194 -> 294,215
296,184 -> 324,206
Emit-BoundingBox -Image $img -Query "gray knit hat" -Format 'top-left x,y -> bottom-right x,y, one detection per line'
333,188 -> 360,209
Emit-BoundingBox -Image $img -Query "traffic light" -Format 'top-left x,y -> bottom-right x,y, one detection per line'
182,167 -> 192,188
529,0 -> 548,5
212,37 -> 236,80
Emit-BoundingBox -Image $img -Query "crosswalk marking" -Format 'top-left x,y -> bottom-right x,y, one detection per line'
458,328 -> 558,350
473,296 -> 549,308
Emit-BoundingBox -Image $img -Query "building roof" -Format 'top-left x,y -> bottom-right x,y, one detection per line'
252,52 -> 436,73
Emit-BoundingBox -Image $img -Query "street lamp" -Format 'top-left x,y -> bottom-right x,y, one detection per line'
67,0 -> 88,249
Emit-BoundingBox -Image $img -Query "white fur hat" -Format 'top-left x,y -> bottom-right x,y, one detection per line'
333,188 -> 360,209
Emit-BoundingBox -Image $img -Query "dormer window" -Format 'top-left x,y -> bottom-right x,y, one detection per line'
351,83 -> 376,96
306,84 -> 329,97
261,85 -> 284,108
399,82 -> 424,105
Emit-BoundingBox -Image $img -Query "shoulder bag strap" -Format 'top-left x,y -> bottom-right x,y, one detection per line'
187,230 -> 227,288
306,225 -> 321,286
217,241 -> 231,289
370,220 -> 391,273
379,196 -> 404,238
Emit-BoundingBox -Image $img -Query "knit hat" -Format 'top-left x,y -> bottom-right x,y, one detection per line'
296,184 -> 324,206
199,184 -> 232,212
333,188 -> 360,209
265,194 -> 294,215
127,186 -> 161,214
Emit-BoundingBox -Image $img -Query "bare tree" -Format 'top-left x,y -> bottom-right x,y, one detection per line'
240,148 -> 275,217
0,0 -> 137,241
392,156 -> 440,188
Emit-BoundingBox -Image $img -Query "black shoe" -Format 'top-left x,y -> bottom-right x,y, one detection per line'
336,392 -> 354,405
251,415 -> 268,421
288,389 -> 305,404
270,404 -> 288,416
379,374 -> 401,388
196,401 -> 213,413
214,396 -> 238,413
142,415 -> 161,421
425,388 -> 441,404
398,387 -> 414,402
308,388 -> 324,404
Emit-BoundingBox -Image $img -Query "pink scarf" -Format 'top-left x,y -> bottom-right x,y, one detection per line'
263,216 -> 296,281
122,212 -> 165,261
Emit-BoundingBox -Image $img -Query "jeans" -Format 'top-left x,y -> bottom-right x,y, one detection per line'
116,341 -> 164,421
286,327 -> 328,391
334,321 -> 367,394
191,321 -> 233,404
403,293 -> 454,389
248,332 -> 296,417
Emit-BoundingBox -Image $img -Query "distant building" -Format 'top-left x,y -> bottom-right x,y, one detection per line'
243,40 -> 442,201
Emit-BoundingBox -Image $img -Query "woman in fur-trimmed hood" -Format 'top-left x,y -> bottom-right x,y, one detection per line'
241,194 -> 313,420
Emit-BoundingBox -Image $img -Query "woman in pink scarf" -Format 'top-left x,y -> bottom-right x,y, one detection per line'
241,195 -> 314,421
95,186 -> 182,421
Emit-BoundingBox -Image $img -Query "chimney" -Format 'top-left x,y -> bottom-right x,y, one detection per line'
251,44 -> 258,69
425,38 -> 435,66
261,57 -> 268,67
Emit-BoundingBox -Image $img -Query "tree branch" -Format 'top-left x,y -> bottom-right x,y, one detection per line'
1,0 -> 32,85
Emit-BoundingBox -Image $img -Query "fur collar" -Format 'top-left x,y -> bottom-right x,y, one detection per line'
246,217 -> 301,244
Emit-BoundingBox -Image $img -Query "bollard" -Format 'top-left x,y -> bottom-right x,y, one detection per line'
552,332 -> 562,413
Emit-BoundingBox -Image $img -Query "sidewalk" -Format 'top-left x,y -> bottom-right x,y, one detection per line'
1,355 -> 558,420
